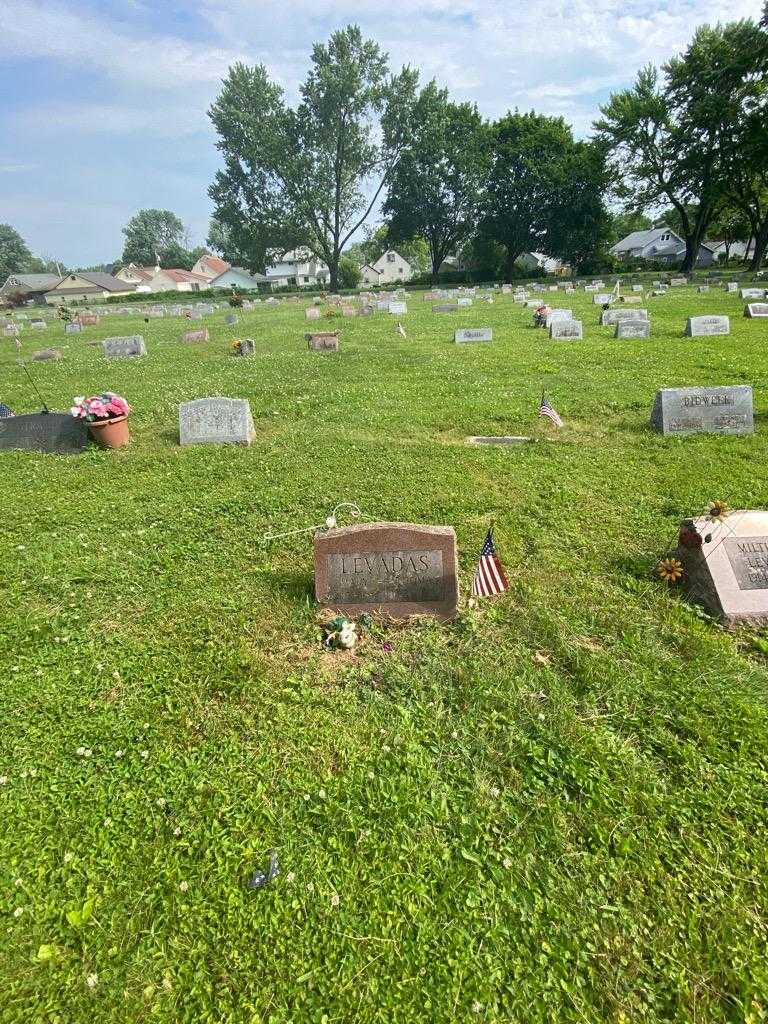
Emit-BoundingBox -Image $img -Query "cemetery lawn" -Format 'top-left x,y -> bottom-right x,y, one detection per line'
3,287 -> 768,1024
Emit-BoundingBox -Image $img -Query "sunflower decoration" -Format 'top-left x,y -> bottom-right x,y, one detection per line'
704,500 -> 730,523
657,557 -> 684,584
232,339 -> 243,351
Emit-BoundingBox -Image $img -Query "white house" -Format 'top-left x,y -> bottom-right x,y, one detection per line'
191,254 -> 231,281
265,249 -> 329,288
611,228 -> 717,267
359,250 -> 413,286
144,268 -> 211,293
115,264 -> 157,289
209,267 -> 271,290
515,252 -> 565,275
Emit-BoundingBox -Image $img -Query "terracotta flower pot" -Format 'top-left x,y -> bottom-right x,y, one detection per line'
88,414 -> 130,449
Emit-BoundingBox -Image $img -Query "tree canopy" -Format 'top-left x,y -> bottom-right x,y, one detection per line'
0,224 -> 33,282
121,209 -> 188,267
208,25 -> 418,290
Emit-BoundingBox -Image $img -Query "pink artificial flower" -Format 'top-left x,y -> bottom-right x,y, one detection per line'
106,396 -> 129,416
87,399 -> 108,418
70,405 -> 85,418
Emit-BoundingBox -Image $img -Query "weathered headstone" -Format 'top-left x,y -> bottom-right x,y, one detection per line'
601,308 -> 648,326
632,284 -> 644,292
615,319 -> 651,339
697,285 -> 710,294
32,348 -> 62,361
78,314 -> 99,326
727,282 -> 738,293
64,322 -> 82,334
549,319 -> 583,339
593,293 -> 613,305
31,320 -> 46,329
676,510 -> 768,628
236,339 -> 256,356
226,314 -> 239,325
341,305 -> 357,317
314,522 -> 458,621
670,277 -> 688,286
684,315 -> 730,337
103,335 -> 147,358
744,303 -> 768,319
455,328 -> 492,344
183,328 -> 209,343
178,398 -> 255,446
456,297 -> 473,307
650,385 -> 753,436
545,309 -> 572,327
619,294 -> 643,304
307,331 -> 339,351
3,325 -> 19,337
388,302 -> 407,315
741,288 -> 765,299
0,413 -> 89,454
433,304 -> 459,313
305,307 -> 321,320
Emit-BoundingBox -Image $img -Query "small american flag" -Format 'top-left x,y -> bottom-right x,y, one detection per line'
538,393 -> 563,428
0,402 -> 14,419
396,321 -> 406,338
472,528 -> 508,598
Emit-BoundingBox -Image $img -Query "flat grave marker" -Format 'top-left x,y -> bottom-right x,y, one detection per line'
455,328 -> 492,344
0,413 -> 89,454
103,335 -> 147,358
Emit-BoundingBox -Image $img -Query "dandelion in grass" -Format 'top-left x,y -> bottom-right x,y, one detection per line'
86,974 -> 99,989
657,557 -> 683,584
704,500 -> 730,523
178,881 -> 189,892
13,906 -> 23,918
330,893 -> 340,908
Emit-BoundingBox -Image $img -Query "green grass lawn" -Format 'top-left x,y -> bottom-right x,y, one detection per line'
2,286 -> 768,1023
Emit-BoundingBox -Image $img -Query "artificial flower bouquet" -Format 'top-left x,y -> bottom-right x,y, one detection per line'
70,392 -> 131,448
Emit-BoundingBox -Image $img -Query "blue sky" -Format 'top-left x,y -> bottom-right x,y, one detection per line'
1,0 -> 762,267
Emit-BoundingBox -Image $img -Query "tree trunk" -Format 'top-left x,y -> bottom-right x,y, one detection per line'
750,218 -> 768,272
504,248 -> 517,283
329,256 -> 339,292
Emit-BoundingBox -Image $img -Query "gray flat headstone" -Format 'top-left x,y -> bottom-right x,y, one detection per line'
684,315 -> 730,337
103,335 -> 147,358
0,413 -> 89,454
455,328 -> 492,344
226,314 -> 239,325
650,385 -> 753,436
178,397 -> 255,446
593,293 -> 613,305
677,510 -> 768,628
549,319 -> 583,339
433,304 -> 459,313
741,288 -> 765,299
467,436 -> 533,445
314,522 -> 458,621
615,319 -> 651,339
32,348 -> 62,361
601,308 -> 648,326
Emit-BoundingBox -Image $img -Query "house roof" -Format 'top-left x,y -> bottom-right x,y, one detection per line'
611,228 -> 680,253
210,267 -> 270,285
156,269 -> 210,283
196,254 -> 230,276
121,265 -> 156,281
51,272 -> 136,292
361,264 -> 382,275
1,273 -> 61,293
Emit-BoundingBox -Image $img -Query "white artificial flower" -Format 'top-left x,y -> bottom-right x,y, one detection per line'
140,750 -> 149,760
86,973 -> 98,989
178,881 -> 189,892
114,750 -> 124,759
76,747 -> 86,756
173,827 -> 182,837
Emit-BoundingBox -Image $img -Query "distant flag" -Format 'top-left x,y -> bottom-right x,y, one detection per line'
613,279 -> 621,298
396,321 -> 407,338
472,527 -> 509,598
538,392 -> 563,428
0,402 -> 14,418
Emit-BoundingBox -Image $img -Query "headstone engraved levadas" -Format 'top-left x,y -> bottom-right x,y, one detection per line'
650,385 -> 753,436
103,335 -> 147,358
178,398 -> 255,446
0,413 -> 89,454
314,522 -> 459,621
677,510 -> 768,628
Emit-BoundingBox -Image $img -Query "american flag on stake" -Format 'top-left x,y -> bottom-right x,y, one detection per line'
538,391 -> 563,427
472,527 -> 509,598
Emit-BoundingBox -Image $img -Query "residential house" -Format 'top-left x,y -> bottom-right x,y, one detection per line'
706,240 -> 755,262
266,249 -> 329,288
515,252 -> 566,275
44,272 -> 137,304
144,268 -> 211,293
611,227 -> 716,267
192,253 -> 231,281
115,263 -> 157,289
0,273 -> 61,304
359,250 -> 413,287
209,267 -> 270,290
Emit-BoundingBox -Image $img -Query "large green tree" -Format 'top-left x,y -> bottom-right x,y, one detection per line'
478,112 -> 604,280
121,209 -> 187,266
383,82 -> 487,282
208,26 -> 418,291
0,224 -> 33,281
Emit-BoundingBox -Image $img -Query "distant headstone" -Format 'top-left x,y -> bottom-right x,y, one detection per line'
741,288 -> 765,299
684,315 -> 730,337
314,522 -> 459,621
650,385 -> 753,436
601,308 -> 648,326
632,284 -> 644,292
341,305 -> 357,317
455,328 -> 492,343
31,320 -> 46,329
619,295 -> 643,304
64,322 -> 82,334
305,307 -> 321,320
4,324 -> 19,337
549,319 -> 583,339
670,277 -> 688,286
0,412 -> 89,454
593,293 -> 613,305
388,302 -> 407,315
545,309 -> 572,327
615,319 -> 651,339
677,510 -> 768,628
456,297 -> 473,307
178,397 -> 255,446
359,304 -> 374,316
433,304 -> 459,313
698,285 -> 710,294
78,314 -> 99,326
726,282 -> 738,293
226,314 -> 238,325
103,335 -> 147,358
32,348 -> 62,361
745,303 -> 768,318
183,328 -> 209,343
307,331 -> 339,351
